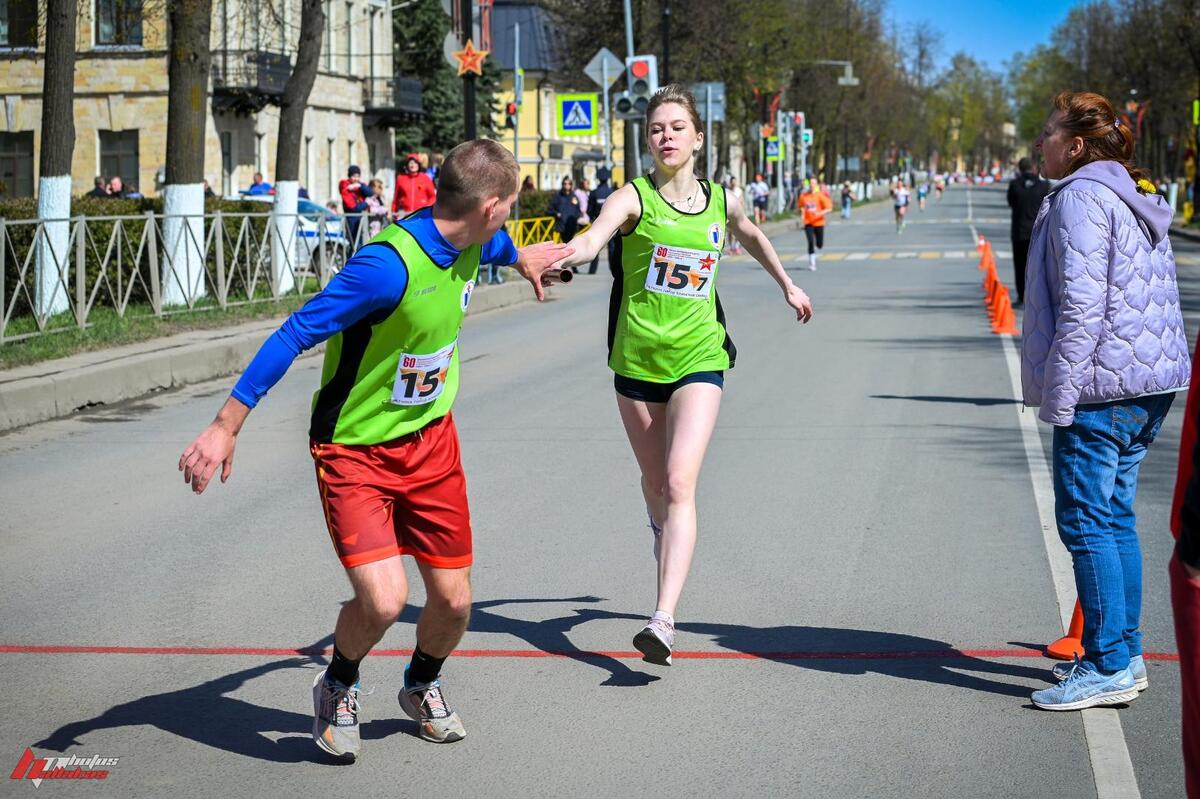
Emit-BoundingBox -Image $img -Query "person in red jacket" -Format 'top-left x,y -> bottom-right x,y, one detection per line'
338,165 -> 373,249
1172,329 -> 1200,797
392,153 -> 437,216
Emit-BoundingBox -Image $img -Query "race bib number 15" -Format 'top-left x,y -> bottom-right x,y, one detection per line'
390,340 -> 455,406
645,244 -> 717,299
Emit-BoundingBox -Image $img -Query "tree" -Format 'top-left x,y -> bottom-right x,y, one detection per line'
271,0 -> 325,294
35,0 -> 76,318
162,0 -> 213,307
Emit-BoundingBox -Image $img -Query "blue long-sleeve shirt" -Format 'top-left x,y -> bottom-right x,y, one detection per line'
231,209 -> 518,408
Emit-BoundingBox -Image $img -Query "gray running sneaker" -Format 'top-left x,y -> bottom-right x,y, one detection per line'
312,670 -> 362,761
399,667 -> 466,743
1053,654 -> 1148,691
634,613 -> 675,666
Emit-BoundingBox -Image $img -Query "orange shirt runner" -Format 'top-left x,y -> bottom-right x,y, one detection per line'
798,188 -> 833,227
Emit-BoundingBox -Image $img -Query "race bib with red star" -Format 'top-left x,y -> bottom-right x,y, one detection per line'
644,243 -> 717,300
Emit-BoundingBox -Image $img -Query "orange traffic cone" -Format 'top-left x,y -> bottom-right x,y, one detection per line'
977,237 -> 988,269
1046,600 -> 1086,660
992,290 -> 1019,335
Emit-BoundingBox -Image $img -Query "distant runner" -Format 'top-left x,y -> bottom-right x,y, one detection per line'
798,178 -> 833,271
891,180 -> 910,233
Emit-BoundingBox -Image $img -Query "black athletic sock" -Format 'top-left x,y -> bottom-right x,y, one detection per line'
408,645 -> 447,685
327,644 -> 362,687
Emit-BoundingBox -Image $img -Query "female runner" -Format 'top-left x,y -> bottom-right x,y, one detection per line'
552,84 -> 814,665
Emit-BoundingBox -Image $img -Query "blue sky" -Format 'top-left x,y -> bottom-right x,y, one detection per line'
887,0 -> 1075,74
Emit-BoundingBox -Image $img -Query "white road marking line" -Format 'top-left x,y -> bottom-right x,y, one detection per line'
894,252 -> 917,259
968,205 -> 1142,799
942,250 -> 967,259
846,252 -> 871,260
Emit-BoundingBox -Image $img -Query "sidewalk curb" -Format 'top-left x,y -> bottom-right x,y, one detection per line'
1173,224 -> 1200,244
0,280 -> 542,433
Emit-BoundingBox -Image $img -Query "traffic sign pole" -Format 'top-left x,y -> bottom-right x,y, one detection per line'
513,22 -> 520,219
602,58 -> 611,169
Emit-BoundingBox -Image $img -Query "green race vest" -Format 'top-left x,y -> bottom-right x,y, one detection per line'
609,175 -> 735,382
309,224 -> 481,445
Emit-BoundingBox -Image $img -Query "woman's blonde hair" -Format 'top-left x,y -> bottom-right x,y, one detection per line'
644,83 -> 703,138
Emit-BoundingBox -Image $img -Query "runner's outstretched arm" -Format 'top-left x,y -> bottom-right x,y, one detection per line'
550,184 -> 641,270
512,241 -> 578,301
725,189 -> 814,323
179,249 -> 408,494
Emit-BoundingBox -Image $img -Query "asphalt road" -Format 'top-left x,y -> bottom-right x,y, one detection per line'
0,185 -> 1193,797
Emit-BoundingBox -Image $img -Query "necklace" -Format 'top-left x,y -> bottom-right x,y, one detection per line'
655,174 -> 702,211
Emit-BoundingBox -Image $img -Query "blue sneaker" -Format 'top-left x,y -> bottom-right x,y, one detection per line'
1052,654 -> 1148,692
1032,660 -> 1138,711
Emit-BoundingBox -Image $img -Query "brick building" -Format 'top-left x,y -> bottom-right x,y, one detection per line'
0,0 -> 419,204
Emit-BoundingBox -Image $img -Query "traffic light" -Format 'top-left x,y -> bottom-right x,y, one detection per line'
504,101 -> 517,129
614,54 -> 658,119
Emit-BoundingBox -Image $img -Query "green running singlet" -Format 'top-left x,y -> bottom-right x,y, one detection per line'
608,175 -> 736,382
309,224 -> 481,445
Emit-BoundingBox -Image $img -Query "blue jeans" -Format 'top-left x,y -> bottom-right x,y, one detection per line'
1052,393 -> 1175,672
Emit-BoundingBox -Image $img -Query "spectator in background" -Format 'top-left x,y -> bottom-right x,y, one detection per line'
1007,156 -> 1049,306
338,165 -> 373,249
549,176 -> 582,272
748,173 -> 769,224
586,167 -> 617,275
575,178 -> 591,226
87,177 -> 109,198
125,182 -> 143,199
426,153 -> 442,186
840,181 -> 856,219
106,176 -> 126,198
366,178 -> 388,238
246,172 -> 273,196
520,175 -> 536,194
203,179 -> 216,198
392,153 -> 437,217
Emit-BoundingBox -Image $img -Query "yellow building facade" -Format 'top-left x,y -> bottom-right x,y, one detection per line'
0,0 -> 402,204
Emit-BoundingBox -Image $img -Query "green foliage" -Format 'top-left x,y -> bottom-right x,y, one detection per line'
517,190 -> 556,220
393,0 -> 504,151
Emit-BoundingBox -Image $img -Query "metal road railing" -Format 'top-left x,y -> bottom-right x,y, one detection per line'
1,211 -> 570,345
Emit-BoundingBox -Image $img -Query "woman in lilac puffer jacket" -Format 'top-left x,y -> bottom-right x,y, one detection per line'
1023,91 -> 1191,711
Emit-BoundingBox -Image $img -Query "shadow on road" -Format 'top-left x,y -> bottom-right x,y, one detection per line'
871,394 -> 1020,407
510,606 -> 1049,699
398,596 -> 660,687
33,634 -> 413,764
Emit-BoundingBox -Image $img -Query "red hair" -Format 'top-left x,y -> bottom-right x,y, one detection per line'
1052,91 -> 1150,189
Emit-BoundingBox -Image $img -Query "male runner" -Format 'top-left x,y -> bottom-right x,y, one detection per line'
178,140 -> 570,761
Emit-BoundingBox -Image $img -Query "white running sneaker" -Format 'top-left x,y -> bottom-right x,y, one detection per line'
398,666 -> 466,743
634,612 -> 675,666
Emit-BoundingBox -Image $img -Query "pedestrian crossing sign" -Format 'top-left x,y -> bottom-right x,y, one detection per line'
557,93 -> 600,137
766,137 -> 781,161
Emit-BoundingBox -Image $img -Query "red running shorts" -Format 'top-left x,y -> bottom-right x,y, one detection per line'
310,413 -> 472,570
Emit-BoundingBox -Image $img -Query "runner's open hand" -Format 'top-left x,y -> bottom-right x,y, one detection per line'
785,284 -> 813,323
179,420 -> 237,494
514,242 -> 575,301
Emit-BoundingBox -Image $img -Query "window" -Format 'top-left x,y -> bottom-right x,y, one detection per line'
347,140 -> 355,174
304,136 -> 313,189
99,130 -> 139,187
0,132 -> 33,198
255,132 -> 266,175
343,1 -> 352,73
220,131 -> 233,197
96,0 -> 143,47
326,138 -> 335,203
0,1 -> 37,48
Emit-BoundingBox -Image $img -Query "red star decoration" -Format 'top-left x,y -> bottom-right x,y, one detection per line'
698,254 -> 716,271
453,39 -> 489,77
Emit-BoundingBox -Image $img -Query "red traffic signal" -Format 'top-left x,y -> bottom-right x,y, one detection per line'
630,59 -> 650,79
